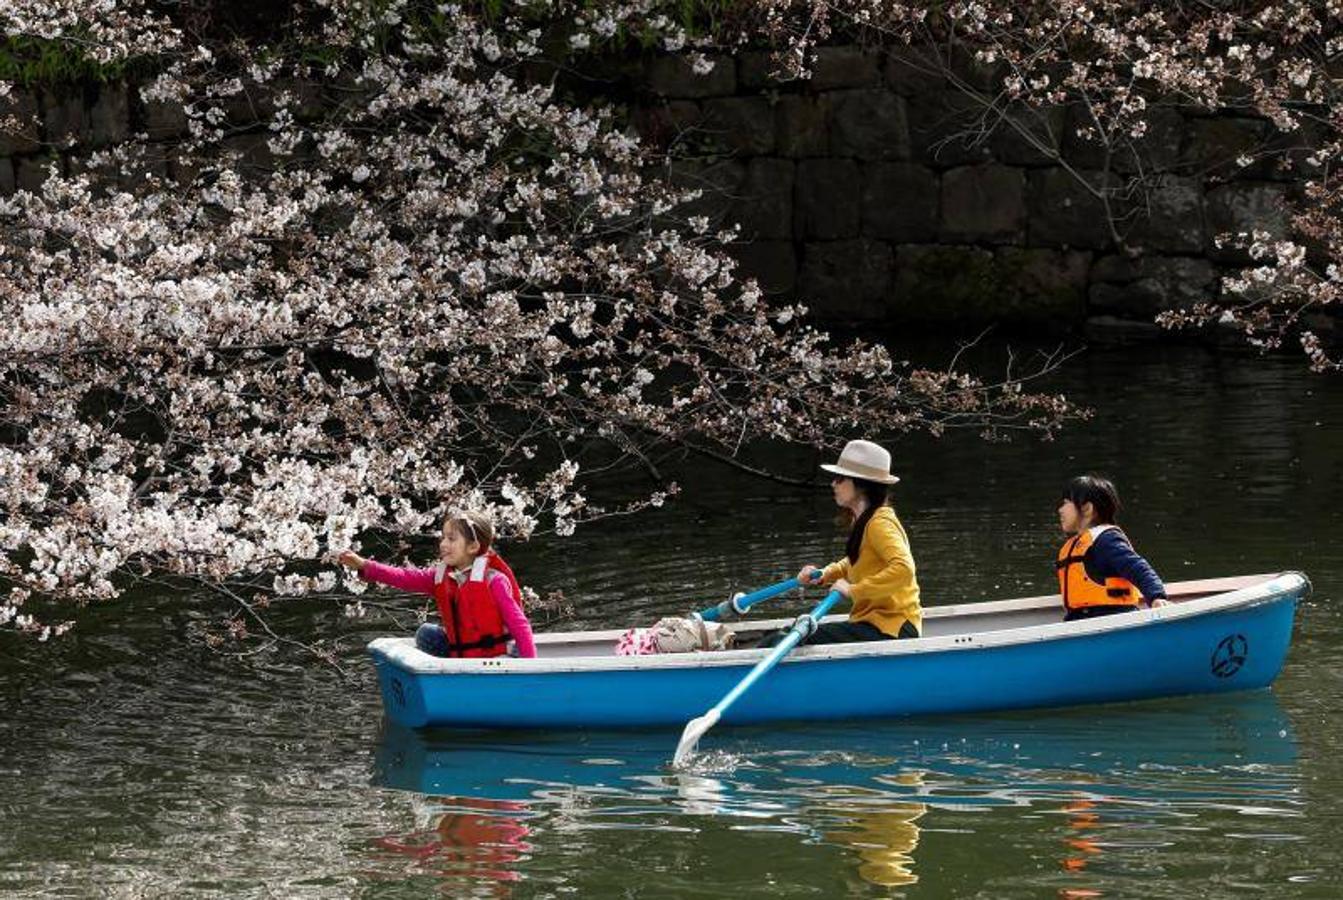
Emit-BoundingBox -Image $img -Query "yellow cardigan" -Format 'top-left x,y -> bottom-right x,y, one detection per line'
820,506 -> 922,637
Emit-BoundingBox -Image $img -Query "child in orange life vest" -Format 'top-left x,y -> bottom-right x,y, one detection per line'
1056,475 -> 1168,622
337,511 -> 536,658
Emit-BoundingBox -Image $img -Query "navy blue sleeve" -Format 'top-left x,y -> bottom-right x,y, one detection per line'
1088,529 -> 1166,601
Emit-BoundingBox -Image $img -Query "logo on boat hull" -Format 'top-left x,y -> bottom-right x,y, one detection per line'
1211,634 -> 1248,678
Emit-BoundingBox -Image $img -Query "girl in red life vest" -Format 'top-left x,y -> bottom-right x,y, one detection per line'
1056,475 -> 1168,623
337,510 -> 536,658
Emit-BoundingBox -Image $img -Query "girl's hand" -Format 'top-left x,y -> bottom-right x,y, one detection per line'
797,564 -> 820,584
1149,597 -> 1169,609
833,578 -> 852,598
337,550 -> 366,572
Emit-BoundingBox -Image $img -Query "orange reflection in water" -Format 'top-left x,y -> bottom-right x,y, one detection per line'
374,795 -> 532,892
1058,796 -> 1106,899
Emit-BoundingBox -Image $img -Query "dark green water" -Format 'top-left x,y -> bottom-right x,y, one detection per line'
3,346 -> 1342,897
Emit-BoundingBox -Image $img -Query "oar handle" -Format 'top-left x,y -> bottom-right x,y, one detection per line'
697,568 -> 823,622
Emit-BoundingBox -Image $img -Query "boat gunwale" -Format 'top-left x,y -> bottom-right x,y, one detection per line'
367,571 -> 1307,676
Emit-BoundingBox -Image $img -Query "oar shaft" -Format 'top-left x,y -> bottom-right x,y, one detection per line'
707,589 -> 844,720
698,572 -> 817,622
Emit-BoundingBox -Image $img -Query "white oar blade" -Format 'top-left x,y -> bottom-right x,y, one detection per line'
673,709 -> 721,767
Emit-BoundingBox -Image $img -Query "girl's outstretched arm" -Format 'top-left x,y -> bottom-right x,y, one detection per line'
358,560 -> 438,596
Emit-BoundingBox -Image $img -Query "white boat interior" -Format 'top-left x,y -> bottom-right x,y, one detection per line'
529,574 -> 1276,660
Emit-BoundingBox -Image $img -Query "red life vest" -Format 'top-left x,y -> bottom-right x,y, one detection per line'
1055,525 -> 1140,612
433,550 -> 524,659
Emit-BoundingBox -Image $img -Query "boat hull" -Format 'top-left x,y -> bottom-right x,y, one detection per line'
368,573 -> 1304,729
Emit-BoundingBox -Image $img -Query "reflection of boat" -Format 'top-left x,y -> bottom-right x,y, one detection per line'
371,689 -> 1297,800
368,573 -> 1307,730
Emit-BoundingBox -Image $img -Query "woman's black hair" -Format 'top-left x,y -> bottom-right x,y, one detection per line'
845,477 -> 891,563
1060,475 -> 1121,525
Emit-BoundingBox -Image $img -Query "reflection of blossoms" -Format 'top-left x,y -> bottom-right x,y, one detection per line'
0,2 -> 1082,643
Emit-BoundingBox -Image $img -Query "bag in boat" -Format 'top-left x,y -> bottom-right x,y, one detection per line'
615,616 -> 736,655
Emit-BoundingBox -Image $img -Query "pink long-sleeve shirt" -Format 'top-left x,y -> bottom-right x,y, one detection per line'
360,559 -> 537,658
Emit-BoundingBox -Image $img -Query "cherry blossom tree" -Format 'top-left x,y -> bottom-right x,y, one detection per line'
0,1 -> 1079,647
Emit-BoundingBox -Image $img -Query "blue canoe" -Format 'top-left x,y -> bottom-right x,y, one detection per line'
367,572 -> 1307,730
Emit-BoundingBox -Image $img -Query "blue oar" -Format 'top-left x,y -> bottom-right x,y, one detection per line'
696,571 -> 819,622
673,587 -> 845,767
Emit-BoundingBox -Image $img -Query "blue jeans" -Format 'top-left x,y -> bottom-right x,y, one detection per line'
415,623 -> 515,657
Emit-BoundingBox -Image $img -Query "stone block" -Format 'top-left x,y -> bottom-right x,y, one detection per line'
1026,167 -> 1116,250
0,90 -> 42,155
1088,255 -> 1217,318
891,244 -> 1086,328
142,97 -> 190,140
795,158 -> 861,240
88,83 -> 130,147
1261,117 -> 1327,181
799,239 -> 893,319
738,50 -> 792,90
702,96 -> 775,155
667,158 -> 746,224
1204,182 -> 1292,263
941,164 -> 1026,244
647,54 -> 737,99
728,240 -> 797,295
41,89 -> 86,148
906,89 -> 993,167
994,246 -> 1091,321
168,154 -> 204,187
775,94 -> 830,157
861,162 -> 939,242
1126,106 -> 1185,173
732,158 -> 795,240
0,158 -> 14,195
271,77 -> 327,121
1124,175 -> 1205,254
116,152 -> 171,190
829,90 -> 910,161
883,45 -> 947,97
221,132 -> 274,175
891,244 -> 992,324
1182,115 -> 1270,180
991,105 -> 1066,167
15,155 -> 57,193
948,44 -> 1005,93
809,46 -> 882,91
632,101 -> 701,150
1061,104 -> 1184,174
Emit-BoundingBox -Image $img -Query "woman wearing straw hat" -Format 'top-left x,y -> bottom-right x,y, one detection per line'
760,439 -> 922,647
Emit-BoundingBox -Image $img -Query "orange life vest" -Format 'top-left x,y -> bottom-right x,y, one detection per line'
1055,525 -> 1140,612
433,550 -> 523,658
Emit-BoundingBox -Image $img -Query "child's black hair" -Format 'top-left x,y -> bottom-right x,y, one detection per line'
845,478 -> 891,563
1060,475 -> 1121,525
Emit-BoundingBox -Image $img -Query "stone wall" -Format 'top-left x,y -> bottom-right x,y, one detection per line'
628,45 -> 1310,340
0,46 -> 1315,341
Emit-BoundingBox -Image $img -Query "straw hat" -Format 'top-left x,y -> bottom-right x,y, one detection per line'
820,439 -> 900,484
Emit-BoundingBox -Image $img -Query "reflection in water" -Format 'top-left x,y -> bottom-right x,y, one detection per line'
372,795 -> 532,892
371,690 -> 1299,893
818,776 -> 926,887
